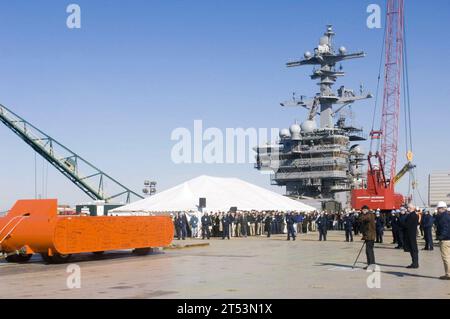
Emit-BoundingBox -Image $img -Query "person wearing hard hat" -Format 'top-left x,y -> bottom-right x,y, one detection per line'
375,211 -> 385,243
343,212 -> 354,242
421,209 -> 434,251
390,210 -> 400,246
436,201 -> 450,280
398,207 -> 408,252
404,203 -> 420,269
316,212 -> 328,241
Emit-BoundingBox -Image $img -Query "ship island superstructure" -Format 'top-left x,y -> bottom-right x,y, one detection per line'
255,26 -> 372,204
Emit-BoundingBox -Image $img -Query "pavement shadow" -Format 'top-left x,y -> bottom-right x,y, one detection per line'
373,263 -> 412,268
21,250 -> 167,265
315,262 -> 357,269
315,262 -> 441,280
381,271 -> 439,280
374,246 -> 397,250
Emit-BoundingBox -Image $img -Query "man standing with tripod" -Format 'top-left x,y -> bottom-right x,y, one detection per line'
360,205 -> 376,270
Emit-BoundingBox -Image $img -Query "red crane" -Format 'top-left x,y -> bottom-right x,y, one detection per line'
352,0 -> 414,211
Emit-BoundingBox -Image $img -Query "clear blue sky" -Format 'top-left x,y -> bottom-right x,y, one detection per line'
1,0 -> 449,210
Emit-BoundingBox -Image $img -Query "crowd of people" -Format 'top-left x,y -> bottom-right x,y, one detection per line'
171,201 -> 450,280
172,211 -> 314,240
171,209 -> 429,242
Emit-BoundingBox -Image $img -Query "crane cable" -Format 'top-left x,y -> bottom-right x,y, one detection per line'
403,14 -> 413,161
402,9 -> 426,207
369,23 -> 387,154
34,154 -> 49,199
402,13 -> 412,198
34,152 -> 37,199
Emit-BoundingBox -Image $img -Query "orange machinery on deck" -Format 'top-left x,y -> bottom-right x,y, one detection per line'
0,199 -> 174,263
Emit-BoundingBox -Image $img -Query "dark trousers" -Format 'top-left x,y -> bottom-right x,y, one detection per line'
409,239 -> 419,266
176,226 -> 186,239
403,229 -> 410,252
392,229 -> 397,243
376,229 -> 383,243
222,225 -> 230,239
319,229 -> 327,241
241,224 -> 247,237
266,224 -> 271,237
202,226 -> 210,239
397,229 -> 404,248
287,224 -> 296,240
365,240 -> 376,265
424,227 -> 433,250
345,229 -> 353,242
410,249 -> 419,266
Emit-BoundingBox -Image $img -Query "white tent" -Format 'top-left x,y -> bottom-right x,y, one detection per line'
111,175 -> 316,214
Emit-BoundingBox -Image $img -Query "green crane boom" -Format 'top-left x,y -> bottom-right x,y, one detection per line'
0,104 -> 144,203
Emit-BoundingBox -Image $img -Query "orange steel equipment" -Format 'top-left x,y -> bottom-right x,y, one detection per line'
0,199 -> 174,263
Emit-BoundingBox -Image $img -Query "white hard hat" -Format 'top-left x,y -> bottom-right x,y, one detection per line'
437,201 -> 447,209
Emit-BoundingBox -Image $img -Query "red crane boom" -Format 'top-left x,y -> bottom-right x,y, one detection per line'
351,0 -> 407,211
381,0 -> 404,182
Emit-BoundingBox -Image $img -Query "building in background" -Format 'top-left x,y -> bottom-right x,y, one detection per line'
428,171 -> 450,207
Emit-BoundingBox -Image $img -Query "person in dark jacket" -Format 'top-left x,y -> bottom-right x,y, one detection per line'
286,212 -> 296,241
390,210 -> 399,245
241,213 -> 248,237
405,204 -> 419,268
201,212 -> 212,240
316,213 -> 328,241
213,214 -> 220,237
190,214 -> 199,238
175,213 -> 187,240
398,208 -> 408,251
265,213 -> 273,238
375,211 -> 385,243
222,212 -> 231,240
343,213 -> 354,242
173,213 -> 179,239
359,206 -> 376,269
421,210 -> 434,251
436,202 -> 450,280
434,212 -> 441,240
275,213 -> 283,234
256,213 -> 264,236
248,213 -> 256,236
182,213 -> 190,238
353,213 -> 360,236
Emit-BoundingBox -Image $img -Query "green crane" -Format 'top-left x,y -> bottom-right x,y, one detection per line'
0,104 -> 144,203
